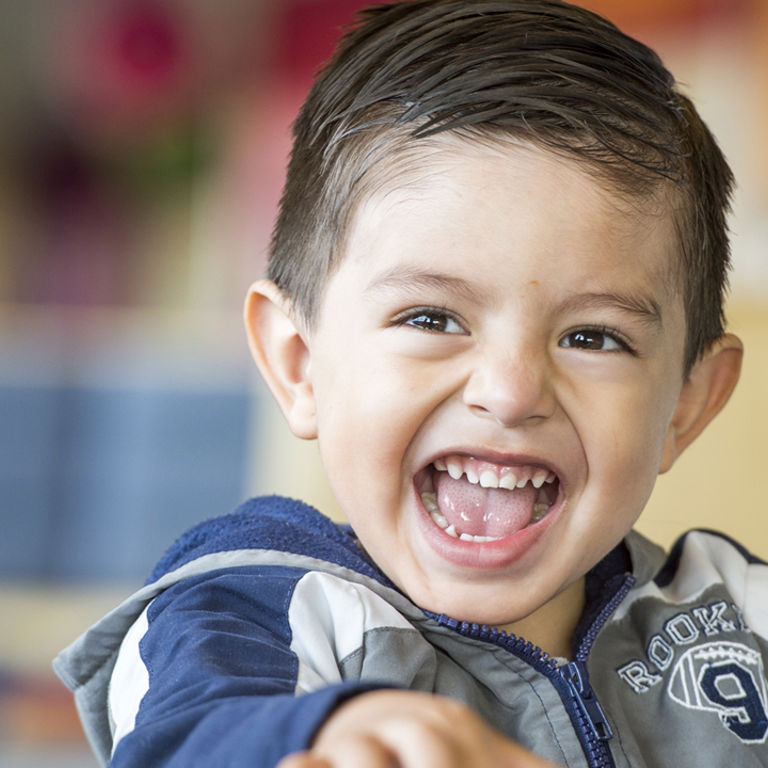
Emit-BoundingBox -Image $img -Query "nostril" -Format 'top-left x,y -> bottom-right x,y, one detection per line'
466,400 -> 553,428
463,367 -> 556,427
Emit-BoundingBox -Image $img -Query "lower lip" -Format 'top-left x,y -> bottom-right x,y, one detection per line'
412,486 -> 562,570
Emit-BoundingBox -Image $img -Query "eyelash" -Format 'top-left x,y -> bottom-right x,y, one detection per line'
558,326 -> 635,354
391,310 -> 636,354
391,306 -> 467,334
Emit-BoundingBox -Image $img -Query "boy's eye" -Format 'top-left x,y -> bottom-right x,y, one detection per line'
559,328 -> 627,352
396,309 -> 467,334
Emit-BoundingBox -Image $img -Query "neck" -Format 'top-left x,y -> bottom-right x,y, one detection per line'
499,577 -> 586,660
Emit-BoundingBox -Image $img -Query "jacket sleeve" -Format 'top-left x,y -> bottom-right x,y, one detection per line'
108,565 -> 390,767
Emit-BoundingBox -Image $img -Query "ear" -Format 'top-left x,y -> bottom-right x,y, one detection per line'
659,333 -> 743,473
244,280 -> 318,439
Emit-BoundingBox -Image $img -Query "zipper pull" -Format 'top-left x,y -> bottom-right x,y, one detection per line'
562,661 -> 614,741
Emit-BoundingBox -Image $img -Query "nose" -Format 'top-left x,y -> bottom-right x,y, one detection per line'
462,345 -> 556,427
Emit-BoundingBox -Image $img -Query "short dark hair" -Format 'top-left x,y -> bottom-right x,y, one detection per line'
268,0 -> 734,374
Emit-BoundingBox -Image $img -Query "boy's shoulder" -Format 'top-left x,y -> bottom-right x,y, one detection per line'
625,527 -> 767,607
147,495 -> 391,586
620,527 -> 767,639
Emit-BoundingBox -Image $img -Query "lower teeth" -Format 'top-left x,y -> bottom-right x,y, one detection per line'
421,491 -> 551,541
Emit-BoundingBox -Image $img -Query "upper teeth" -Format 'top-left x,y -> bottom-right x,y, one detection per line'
434,455 -> 555,490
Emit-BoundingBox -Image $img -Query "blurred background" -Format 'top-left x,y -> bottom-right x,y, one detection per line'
0,0 -> 766,765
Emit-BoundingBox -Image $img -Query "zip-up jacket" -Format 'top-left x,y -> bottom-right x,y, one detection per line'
54,496 -> 768,767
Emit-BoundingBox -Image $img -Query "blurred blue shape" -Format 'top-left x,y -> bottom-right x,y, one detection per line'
0,382 -> 251,583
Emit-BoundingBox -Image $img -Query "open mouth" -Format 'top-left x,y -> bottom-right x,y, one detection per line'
417,454 -> 561,543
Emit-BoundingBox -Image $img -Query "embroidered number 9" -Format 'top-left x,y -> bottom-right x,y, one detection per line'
668,642 -> 768,745
700,662 -> 768,742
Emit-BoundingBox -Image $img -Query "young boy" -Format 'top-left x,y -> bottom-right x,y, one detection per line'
55,1 -> 767,766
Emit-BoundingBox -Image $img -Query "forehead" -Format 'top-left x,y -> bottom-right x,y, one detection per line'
340,137 -> 680,295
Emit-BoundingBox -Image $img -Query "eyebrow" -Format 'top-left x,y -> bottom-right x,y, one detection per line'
363,267 -> 484,303
364,268 -> 664,327
560,291 -> 664,328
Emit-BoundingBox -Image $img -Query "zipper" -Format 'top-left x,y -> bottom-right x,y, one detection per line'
559,660 -> 614,767
428,572 -> 635,768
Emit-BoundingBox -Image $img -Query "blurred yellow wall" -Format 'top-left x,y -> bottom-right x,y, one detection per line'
639,301 -> 768,558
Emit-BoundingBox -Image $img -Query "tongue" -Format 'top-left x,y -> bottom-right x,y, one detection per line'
435,472 -> 535,538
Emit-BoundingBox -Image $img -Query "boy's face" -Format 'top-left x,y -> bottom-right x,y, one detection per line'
282,141 -> 692,632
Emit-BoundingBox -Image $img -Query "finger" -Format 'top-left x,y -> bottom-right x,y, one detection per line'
375,716 -> 461,768
315,733 -> 399,768
494,736 -> 563,768
276,752 -> 332,768
376,718 -> 558,768
375,713 -> 561,768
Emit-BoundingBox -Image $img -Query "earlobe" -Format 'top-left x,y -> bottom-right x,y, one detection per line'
244,280 -> 318,440
659,333 -> 743,473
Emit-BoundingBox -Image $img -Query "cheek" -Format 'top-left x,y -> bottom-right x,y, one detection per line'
318,352 -> 452,442
314,376 -> 415,508
579,382 -> 675,501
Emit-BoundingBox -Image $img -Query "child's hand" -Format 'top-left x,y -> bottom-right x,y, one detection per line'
276,690 -> 560,767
